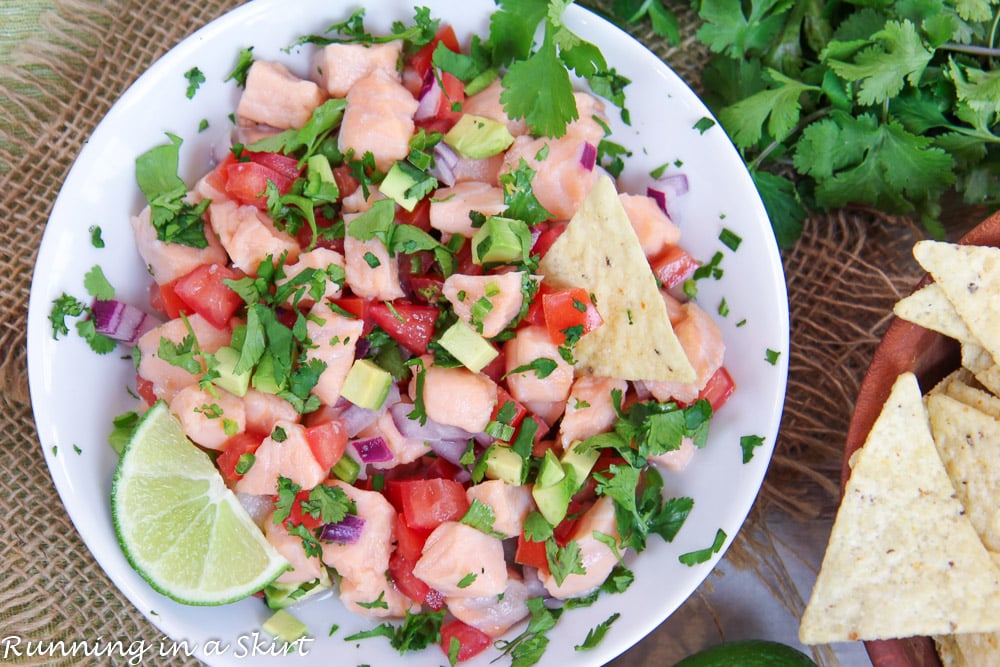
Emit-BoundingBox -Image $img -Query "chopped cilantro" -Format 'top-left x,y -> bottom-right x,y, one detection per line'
459,499 -> 506,538
740,434 -> 765,463
134,134 -> 209,248
198,119 -> 209,132
356,592 -> 389,610
225,46 -> 254,87
301,484 -> 354,525
574,612 -> 620,651
693,116 -> 716,134
362,251 -> 381,268
183,66 -> 205,99
456,572 -> 477,589
49,294 -> 87,339
344,609 -> 445,654
89,225 -> 105,248
718,298 -> 730,317
499,158 -> 551,225
505,357 -> 558,379
405,357 -> 428,424
679,528 -> 727,566
545,539 -> 586,586
84,265 -> 115,300
765,348 -> 781,365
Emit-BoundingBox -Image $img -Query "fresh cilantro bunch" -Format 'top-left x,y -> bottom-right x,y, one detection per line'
689,0 -> 1000,246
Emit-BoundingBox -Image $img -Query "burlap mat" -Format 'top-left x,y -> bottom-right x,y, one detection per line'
1,1 -> 985,665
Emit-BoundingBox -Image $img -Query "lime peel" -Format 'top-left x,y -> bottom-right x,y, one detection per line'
112,401 -> 289,605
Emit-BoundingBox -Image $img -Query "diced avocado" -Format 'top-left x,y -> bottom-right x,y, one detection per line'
252,351 -> 283,394
532,466 -> 577,526
263,569 -> 332,610
535,449 -> 566,488
379,161 -> 422,212
211,345 -> 251,397
304,154 -> 340,203
560,440 -> 600,493
340,358 -> 393,410
438,320 -> 499,373
483,444 -> 524,486
472,216 -> 530,265
444,114 -> 515,159
262,608 -> 309,643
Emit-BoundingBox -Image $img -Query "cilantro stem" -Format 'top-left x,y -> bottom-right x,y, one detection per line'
937,43 -> 1000,58
747,107 -> 831,171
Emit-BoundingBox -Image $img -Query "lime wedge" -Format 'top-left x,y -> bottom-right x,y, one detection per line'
111,401 -> 289,605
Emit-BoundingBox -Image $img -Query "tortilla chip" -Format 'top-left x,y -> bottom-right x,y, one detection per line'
934,635 -> 968,667
928,369 -> 976,397
955,633 -> 1000,667
927,393 -> 1000,552
799,372 -> 1000,644
913,241 -> 1000,363
943,379 -> 1000,420
960,342 -> 1000,396
894,283 -> 973,341
537,175 -> 695,382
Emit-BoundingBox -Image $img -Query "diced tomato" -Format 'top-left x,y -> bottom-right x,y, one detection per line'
652,245 -> 700,289
151,279 -> 190,320
397,478 -> 470,530
224,161 -> 296,209
542,287 -> 603,345
332,164 -> 359,200
304,420 -> 348,471
416,72 -> 466,134
396,197 -> 432,232
244,150 -> 302,181
479,348 -> 506,385
395,511 -> 431,562
440,620 -> 492,663
410,25 -> 461,80
287,489 -> 323,530
531,222 -> 567,260
135,375 -> 157,406
553,497 -> 593,546
216,431 -> 265,482
523,283 -> 552,327
172,264 -> 245,329
697,366 -> 736,412
491,386 -> 527,434
329,296 -> 373,335
203,153 -> 237,193
408,274 -> 445,304
369,301 -> 439,356
515,531 -> 548,571
389,551 -> 432,606
421,456 -> 464,481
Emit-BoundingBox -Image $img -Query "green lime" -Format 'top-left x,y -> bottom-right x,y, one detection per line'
111,401 -> 289,604
672,640 -> 818,667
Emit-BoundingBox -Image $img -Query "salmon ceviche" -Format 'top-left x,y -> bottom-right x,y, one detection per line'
53,4 -> 738,663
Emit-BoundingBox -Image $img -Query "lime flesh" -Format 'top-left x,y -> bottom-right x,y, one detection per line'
111,401 -> 288,605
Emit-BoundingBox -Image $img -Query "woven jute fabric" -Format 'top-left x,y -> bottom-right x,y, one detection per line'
0,1 -> 985,665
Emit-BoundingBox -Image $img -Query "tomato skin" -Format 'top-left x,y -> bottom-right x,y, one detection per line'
408,275 -> 445,304
244,150 -> 302,181
397,478 -> 470,531
135,375 -> 157,406
440,620 -> 492,663
542,287 -> 603,345
172,264 -> 245,329
490,386 -> 527,437
216,432 -> 265,482
203,153 -> 237,193
304,420 -> 348,472
652,245 -> 699,289
410,25 -> 461,80
224,161 -> 295,209
152,279 -> 190,320
389,551 -> 432,605
369,301 -> 439,356
332,164 -> 360,200
697,366 -> 735,412
531,222 -> 567,260
329,297 -> 374,336
395,512 -> 431,562
515,531 -> 548,571
395,197 -> 432,232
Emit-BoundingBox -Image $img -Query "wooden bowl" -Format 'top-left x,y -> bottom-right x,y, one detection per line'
842,209 -> 1000,667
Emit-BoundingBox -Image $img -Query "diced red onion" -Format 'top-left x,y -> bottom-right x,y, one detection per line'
428,438 -> 471,467
337,402 -> 379,437
647,173 -> 690,219
430,142 -> 460,187
579,142 -> 597,171
352,436 -> 393,463
319,514 -> 366,545
390,402 -> 479,443
414,70 -> 442,121
353,338 -> 371,360
92,299 -> 159,345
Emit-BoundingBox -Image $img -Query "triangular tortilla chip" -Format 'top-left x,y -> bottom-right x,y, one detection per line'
955,632 -> 1000,667
537,175 -> 695,382
894,283 -> 973,342
934,635 -> 968,667
942,379 -> 1000,421
927,393 -> 1000,553
799,372 -> 1000,644
913,241 -> 1000,362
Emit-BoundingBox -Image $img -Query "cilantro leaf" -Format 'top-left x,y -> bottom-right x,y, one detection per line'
300,484 -> 354,524
460,499 -> 506,538
740,434 -> 766,463
718,69 -> 820,148
49,294 -> 87,339
83,265 -> 115,300
134,134 -> 209,248
183,67 -> 206,99
225,47 -> 254,87
696,0 -> 792,59
500,28 -> 578,138
826,20 -> 933,106
545,538 -> 586,586
574,612 -> 620,651
678,528 -> 728,566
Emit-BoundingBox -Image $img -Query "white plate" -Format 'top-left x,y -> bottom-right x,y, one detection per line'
26,0 -> 788,664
